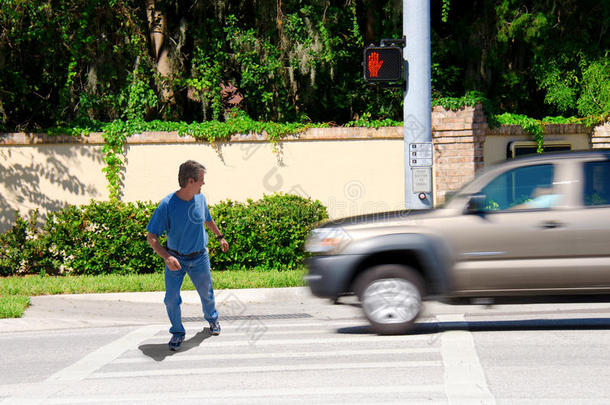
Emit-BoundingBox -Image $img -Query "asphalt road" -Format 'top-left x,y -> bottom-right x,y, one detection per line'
1,288 -> 610,404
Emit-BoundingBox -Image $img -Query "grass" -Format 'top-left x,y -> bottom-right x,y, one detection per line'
0,269 -> 307,319
0,295 -> 31,318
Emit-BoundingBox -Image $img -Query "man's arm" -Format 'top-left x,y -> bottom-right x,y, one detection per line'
205,220 -> 229,252
146,232 -> 181,270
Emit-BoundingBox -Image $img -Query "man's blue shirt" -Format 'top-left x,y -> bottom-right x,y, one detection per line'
147,193 -> 213,254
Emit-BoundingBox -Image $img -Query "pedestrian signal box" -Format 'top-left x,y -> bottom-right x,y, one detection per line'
363,46 -> 403,82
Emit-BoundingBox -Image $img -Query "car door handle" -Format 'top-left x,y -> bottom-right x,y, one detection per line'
540,221 -> 563,229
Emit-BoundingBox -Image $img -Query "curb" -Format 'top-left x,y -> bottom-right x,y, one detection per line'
25,287 -> 314,305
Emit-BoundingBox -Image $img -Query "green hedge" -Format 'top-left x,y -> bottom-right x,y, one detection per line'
208,194 -> 327,270
0,194 -> 327,276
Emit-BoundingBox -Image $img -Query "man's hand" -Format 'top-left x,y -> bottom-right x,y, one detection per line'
219,238 -> 229,253
147,232 -> 182,271
165,256 -> 181,271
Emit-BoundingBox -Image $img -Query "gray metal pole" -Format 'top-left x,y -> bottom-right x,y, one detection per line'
403,0 -> 433,209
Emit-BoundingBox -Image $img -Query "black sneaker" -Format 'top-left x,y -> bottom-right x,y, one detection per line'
168,335 -> 184,351
210,322 -> 221,336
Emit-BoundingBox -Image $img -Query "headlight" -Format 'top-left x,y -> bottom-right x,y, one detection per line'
305,227 -> 351,253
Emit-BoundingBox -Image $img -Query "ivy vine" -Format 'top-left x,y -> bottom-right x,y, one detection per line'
66,112 -> 328,200
52,94 -> 606,199
495,114 -> 545,153
495,113 -> 604,153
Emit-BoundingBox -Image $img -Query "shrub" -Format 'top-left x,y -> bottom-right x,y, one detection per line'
0,194 -> 328,276
0,210 -> 46,276
42,201 -> 162,275
208,194 -> 328,270
0,202 -> 162,276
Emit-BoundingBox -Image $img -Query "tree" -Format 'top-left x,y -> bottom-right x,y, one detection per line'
0,0 -> 607,131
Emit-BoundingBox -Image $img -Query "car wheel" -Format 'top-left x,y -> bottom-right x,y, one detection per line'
354,264 -> 424,335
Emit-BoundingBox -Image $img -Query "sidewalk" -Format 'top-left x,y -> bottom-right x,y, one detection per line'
0,287 -> 335,333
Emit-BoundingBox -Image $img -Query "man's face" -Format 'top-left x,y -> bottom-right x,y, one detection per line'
188,171 -> 205,194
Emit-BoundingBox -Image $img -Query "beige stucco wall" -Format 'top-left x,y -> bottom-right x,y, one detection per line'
0,144 -> 108,231
122,139 -> 406,219
0,132 -> 405,232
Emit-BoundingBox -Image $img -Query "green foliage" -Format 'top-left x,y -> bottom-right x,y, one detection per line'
0,270 -> 306,318
577,58 -> 610,118
539,116 -> 580,124
208,194 -> 328,270
0,0 -> 148,130
0,210 -> 46,276
345,113 -> 401,128
0,201 -> 162,276
0,296 -> 30,318
223,15 -> 284,120
119,63 -> 159,122
441,0 -> 451,23
433,0 -> 609,118
0,270 -> 306,299
180,44 -> 224,121
433,91 -> 500,127
538,62 -> 579,114
100,122 -> 130,200
0,194 -> 327,276
432,91 -> 486,110
495,112 -> 607,153
43,200 -> 161,275
496,113 -> 545,153
0,1 -> 607,130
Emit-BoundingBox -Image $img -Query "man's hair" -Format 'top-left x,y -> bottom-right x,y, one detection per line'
178,160 -> 206,188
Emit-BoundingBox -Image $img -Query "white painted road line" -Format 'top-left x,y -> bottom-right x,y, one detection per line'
90,360 -> 443,379
0,325 -> 163,405
46,325 -> 163,382
191,320 -> 367,329
141,333 -> 433,347
44,384 -> 447,404
173,327 -> 363,337
438,314 -> 496,405
115,347 -> 439,364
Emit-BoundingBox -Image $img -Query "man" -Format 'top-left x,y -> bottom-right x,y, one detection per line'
146,160 -> 229,351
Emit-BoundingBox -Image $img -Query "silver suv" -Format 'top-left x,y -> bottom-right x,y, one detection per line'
305,151 -> 610,334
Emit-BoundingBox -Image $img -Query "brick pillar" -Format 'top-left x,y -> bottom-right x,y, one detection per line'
591,122 -> 610,150
432,103 -> 487,205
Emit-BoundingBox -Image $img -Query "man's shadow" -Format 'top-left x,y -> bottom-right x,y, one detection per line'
139,329 -> 212,362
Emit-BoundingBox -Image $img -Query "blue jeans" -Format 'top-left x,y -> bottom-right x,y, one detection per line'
164,251 -> 218,337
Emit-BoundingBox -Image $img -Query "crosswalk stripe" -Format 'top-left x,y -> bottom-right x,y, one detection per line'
44,384 -> 447,404
142,334 -> 432,347
115,347 -> 439,364
439,314 -> 496,404
1,325 -> 162,405
185,320 -> 367,329
172,327 -> 365,337
90,360 -> 443,379
46,325 -> 162,383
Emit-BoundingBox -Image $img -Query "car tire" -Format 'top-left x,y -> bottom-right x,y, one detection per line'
354,264 -> 425,335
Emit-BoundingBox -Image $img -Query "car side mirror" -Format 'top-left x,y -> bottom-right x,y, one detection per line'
465,194 -> 487,215
444,190 -> 457,201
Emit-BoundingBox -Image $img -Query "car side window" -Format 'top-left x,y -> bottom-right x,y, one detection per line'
479,164 -> 558,211
584,160 -> 610,206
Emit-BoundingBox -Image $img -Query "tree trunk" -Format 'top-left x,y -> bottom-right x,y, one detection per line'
146,0 -> 173,103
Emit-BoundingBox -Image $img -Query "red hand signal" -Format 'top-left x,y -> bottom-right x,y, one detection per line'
368,51 -> 384,77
